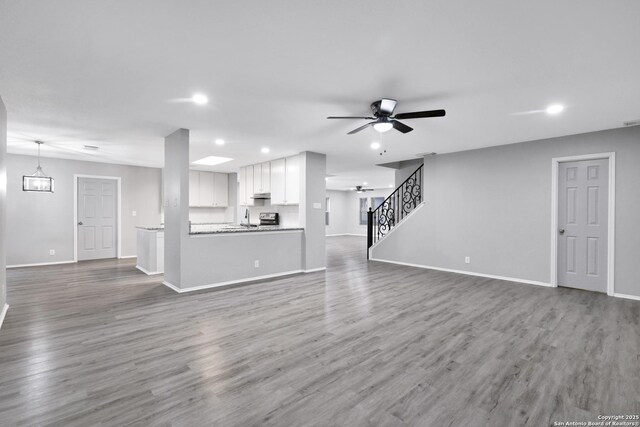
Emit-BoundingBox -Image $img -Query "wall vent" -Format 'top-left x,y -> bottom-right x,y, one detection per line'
83,145 -> 100,150
623,120 -> 640,127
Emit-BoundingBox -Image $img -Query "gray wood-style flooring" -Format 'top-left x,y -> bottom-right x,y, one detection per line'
1,236 -> 638,426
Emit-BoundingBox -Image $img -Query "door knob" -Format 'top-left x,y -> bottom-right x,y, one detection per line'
78,221 -> 83,226
559,228 -> 565,234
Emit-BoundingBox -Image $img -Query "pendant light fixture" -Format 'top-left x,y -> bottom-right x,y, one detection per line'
23,141 -> 54,193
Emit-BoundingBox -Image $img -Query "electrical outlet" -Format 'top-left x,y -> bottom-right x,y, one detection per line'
465,256 -> 470,264
49,249 -> 55,256
254,260 -> 259,268
132,211 -> 137,217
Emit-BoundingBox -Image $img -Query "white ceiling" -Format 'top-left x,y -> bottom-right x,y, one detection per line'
1,1 -> 639,190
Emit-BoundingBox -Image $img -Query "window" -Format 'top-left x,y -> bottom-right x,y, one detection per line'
359,197 -> 368,225
371,196 -> 384,210
325,197 -> 330,226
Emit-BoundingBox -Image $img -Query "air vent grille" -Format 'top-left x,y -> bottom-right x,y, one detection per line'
623,120 -> 640,127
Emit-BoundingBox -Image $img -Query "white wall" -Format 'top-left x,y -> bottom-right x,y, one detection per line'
0,97 -> 7,315
6,154 -> 162,266
325,190 -> 348,235
371,126 -> 640,298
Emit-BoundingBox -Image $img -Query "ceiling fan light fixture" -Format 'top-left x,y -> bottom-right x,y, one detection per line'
373,122 -> 393,133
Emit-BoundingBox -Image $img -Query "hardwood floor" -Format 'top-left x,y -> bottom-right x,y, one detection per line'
0,236 -> 638,426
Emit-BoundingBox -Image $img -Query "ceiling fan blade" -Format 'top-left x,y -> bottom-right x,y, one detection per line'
347,122 -> 375,135
394,109 -> 446,120
392,120 -> 413,133
327,116 -> 375,120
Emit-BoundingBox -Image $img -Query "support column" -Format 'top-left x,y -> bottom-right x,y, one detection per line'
0,96 -> 7,317
163,128 -> 190,289
299,151 -> 326,271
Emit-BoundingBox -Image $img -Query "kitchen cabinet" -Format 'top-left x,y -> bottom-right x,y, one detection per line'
270,158 -> 286,204
245,166 -> 255,206
261,162 -> 271,193
189,170 -> 200,207
189,171 -> 229,207
253,163 -> 262,194
252,162 -> 271,193
284,155 -> 300,205
270,155 -> 299,205
240,155 -> 297,206
213,173 -> 228,207
199,172 -> 214,206
239,167 -> 247,205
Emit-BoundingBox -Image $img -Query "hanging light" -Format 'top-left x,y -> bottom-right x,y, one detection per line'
23,141 -> 54,193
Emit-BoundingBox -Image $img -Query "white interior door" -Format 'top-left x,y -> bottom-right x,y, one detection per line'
557,159 -> 608,293
78,177 -> 117,261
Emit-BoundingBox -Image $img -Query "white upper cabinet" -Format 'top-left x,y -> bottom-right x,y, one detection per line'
198,172 -> 214,206
270,158 -> 286,205
253,163 -> 263,193
245,165 -> 255,206
284,155 -> 300,205
261,162 -> 271,193
189,170 -> 200,207
213,173 -> 228,207
189,170 -> 229,207
240,155 -> 298,206
239,167 -> 247,206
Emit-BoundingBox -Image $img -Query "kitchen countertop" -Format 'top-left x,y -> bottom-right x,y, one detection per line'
136,224 -> 303,234
190,224 -> 303,235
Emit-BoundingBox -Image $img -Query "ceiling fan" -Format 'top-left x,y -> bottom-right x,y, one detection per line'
327,98 -> 445,134
354,185 -> 374,193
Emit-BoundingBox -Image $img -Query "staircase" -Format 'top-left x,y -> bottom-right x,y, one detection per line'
367,164 -> 423,257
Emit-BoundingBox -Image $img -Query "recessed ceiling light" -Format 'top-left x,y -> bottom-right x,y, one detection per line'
325,177 -> 329,181
215,139 -> 225,146
363,181 -> 368,185
388,184 -> 394,188
373,122 -> 393,133
192,94 -> 208,105
261,147 -> 270,153
546,104 -> 564,115
191,156 -> 233,166
370,142 -> 381,150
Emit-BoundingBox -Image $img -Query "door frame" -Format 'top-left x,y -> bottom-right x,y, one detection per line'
550,152 -> 615,295
73,174 -> 122,262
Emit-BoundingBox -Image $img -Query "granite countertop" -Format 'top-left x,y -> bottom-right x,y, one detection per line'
137,224 -> 303,234
189,224 -> 304,235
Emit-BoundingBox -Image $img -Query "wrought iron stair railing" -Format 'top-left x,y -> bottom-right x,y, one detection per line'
367,164 -> 423,256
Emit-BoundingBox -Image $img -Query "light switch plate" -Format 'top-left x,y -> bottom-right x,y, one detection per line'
313,202 -> 321,209
132,211 -> 137,217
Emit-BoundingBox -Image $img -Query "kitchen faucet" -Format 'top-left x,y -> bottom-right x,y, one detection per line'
243,208 -> 251,228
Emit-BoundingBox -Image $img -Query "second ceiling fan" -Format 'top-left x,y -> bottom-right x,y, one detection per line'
327,98 -> 445,134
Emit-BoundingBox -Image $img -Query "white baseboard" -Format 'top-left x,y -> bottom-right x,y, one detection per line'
136,265 -> 163,276
162,268 -> 322,293
326,233 -> 365,237
369,258 -> 553,288
303,267 -> 326,273
119,255 -> 137,259
7,260 -> 75,269
0,304 -> 9,331
613,293 -> 640,301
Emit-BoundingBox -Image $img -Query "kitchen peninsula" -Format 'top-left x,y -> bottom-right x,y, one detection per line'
136,223 -> 304,276
161,129 -> 326,293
